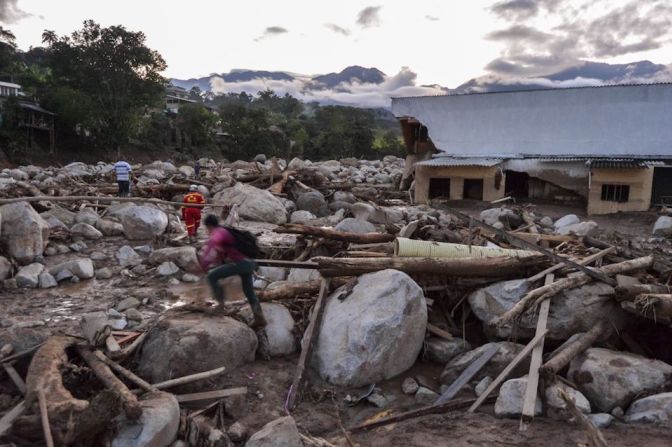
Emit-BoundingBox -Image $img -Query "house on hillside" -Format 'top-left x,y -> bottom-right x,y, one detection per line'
165,85 -> 197,114
391,83 -> 672,215
0,81 -> 55,152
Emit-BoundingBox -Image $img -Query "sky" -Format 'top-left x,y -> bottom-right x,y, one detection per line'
2,0 -> 672,89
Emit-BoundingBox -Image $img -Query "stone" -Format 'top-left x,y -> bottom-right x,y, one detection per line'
38,272 -> 57,289
329,201 -> 352,212
367,389 -> 388,407
588,413 -> 615,428
313,269 -> 427,387
138,316 -> 257,386
652,216 -> 672,237
554,214 -> 580,229
116,297 -> 141,312
495,378 -> 542,418
132,264 -> 148,275
95,268 -> 113,280
441,342 -> 528,385
424,338 -> 471,364
69,241 -> 88,252
46,216 -> 68,231
120,206 -> 168,240
333,191 -> 356,203
254,153 -> 267,163
49,258 -> 94,280
16,263 -> 45,288
228,421 -> 248,442
213,183 -> 287,224
567,348 -> 672,412
479,208 -> 523,228
90,251 -> 107,261
75,209 -> 100,226
0,202 -> 49,264
556,221 -> 598,236
296,191 -> 329,217
287,266 -> 321,283
148,246 -> 199,272
475,376 -> 493,397
240,303 -> 295,356
42,206 -> 76,227
126,308 -> 143,322
55,269 -> 74,282
415,387 -> 439,405
334,218 -> 376,234
545,382 -> 591,419
0,256 -> 12,281
181,273 -> 199,283
625,393 -> 672,424
71,222 -> 103,240
245,416 -> 302,447
539,216 -> 554,228
112,392 -> 179,447
116,245 -> 143,267
289,210 -> 317,224
611,407 -> 625,418
95,219 -> 124,236
44,246 -> 57,256
157,261 -> 180,276
351,202 -> 376,221
402,377 -> 419,395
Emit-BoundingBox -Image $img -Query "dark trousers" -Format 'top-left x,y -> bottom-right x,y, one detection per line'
117,180 -> 130,197
207,260 -> 261,313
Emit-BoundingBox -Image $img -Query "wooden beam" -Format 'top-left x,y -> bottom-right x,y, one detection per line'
150,366 -> 227,391
274,224 -> 395,244
526,247 -> 615,283
3,363 -> 27,395
427,323 -> 454,341
0,400 -> 26,437
93,350 -> 157,393
540,321 -> 609,378
254,259 -> 318,269
435,344 -> 499,405
287,278 -> 331,410
175,387 -> 248,404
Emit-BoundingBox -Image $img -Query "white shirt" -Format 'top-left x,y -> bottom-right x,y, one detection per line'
114,161 -> 132,181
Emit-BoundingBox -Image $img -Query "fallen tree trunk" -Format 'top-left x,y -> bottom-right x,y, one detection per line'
313,254 -> 546,278
629,294 -> 672,321
539,321 -> 609,379
615,284 -> 672,301
257,278 -> 350,301
496,256 -> 653,326
274,224 -> 395,243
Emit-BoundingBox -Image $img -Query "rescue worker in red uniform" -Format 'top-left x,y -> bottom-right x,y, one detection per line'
182,185 -> 206,243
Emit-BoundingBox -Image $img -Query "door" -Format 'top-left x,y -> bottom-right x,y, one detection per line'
463,179 -> 484,200
651,167 -> 672,206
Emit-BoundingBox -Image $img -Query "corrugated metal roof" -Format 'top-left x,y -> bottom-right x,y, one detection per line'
416,157 -> 503,167
588,159 -> 649,169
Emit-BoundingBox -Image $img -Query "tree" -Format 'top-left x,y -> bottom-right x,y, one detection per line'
0,27 -> 18,80
176,103 -> 217,148
42,20 -> 166,153
189,86 -> 203,102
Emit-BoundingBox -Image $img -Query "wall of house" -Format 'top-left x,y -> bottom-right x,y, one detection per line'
415,165 -> 505,203
504,160 -> 589,198
587,167 -> 653,215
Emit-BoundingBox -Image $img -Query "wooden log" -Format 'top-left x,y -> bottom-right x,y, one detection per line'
3,363 -> 27,395
37,389 -> 55,447
539,321 -> 609,378
313,255 -> 546,278
175,387 -> 248,404
0,400 -> 26,437
496,256 -> 653,326
287,278 -> 331,410
521,210 -> 539,235
527,247 -> 615,283
631,294 -> 672,320
109,331 -> 148,361
427,323 -> 454,341
150,366 -> 227,391
0,195 -> 227,208
93,350 -> 157,393
0,342 -> 43,364
468,330 -> 548,413
77,348 -> 142,420
255,259 -> 318,269
615,284 -> 672,301
274,224 -> 395,244
558,388 -> 607,447
258,280 -> 323,301
435,344 -> 499,405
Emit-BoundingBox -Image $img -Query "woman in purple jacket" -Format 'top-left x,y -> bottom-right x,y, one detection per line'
199,215 -> 266,328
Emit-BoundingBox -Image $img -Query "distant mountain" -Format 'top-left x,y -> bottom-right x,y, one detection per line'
311,66 -> 385,89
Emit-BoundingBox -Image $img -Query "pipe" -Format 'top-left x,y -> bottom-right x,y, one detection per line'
394,237 -> 537,259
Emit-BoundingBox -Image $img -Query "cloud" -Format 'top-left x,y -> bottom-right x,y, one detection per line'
254,26 -> 288,42
356,6 -> 382,28
0,0 -> 31,24
325,23 -> 350,36
425,15 -> 439,21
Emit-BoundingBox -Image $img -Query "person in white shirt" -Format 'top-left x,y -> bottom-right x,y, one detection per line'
114,160 -> 132,197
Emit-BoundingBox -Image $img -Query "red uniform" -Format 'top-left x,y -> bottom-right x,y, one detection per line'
182,192 -> 205,237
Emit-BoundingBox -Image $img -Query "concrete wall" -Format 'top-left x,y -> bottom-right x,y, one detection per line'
415,165 -> 505,204
587,168 -> 653,215
504,159 -> 589,198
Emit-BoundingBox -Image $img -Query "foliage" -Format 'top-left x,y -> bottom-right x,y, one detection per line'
176,103 -> 217,148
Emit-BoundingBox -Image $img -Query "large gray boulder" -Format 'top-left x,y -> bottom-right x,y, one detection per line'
245,416 -> 302,447
240,303 -> 296,356
213,183 -> 287,224
95,219 -> 124,236
116,245 -> 143,267
556,221 -> 598,236
554,214 -> 580,229
625,392 -> 672,424
468,279 -> 625,341
441,342 -> 528,385
49,258 -> 94,280
0,202 -> 49,264
74,209 -> 100,226
70,222 -> 103,240
313,269 -> 427,387
138,316 -> 257,386
495,377 -> 542,418
545,382 -> 591,419
480,208 -> 523,228
41,206 -> 76,226
120,206 -> 168,240
653,216 -> 672,237
148,246 -> 199,272
289,210 -> 316,224
568,348 -> 672,412
16,263 -> 45,288
334,218 -> 375,234
112,392 -> 179,447
296,191 -> 329,217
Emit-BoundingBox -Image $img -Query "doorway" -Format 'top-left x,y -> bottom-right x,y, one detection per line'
651,167 -> 672,206
429,178 -> 451,199
505,170 -> 529,198
463,179 -> 484,200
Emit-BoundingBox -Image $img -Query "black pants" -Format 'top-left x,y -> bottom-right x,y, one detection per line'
206,260 -> 261,314
117,180 -> 130,197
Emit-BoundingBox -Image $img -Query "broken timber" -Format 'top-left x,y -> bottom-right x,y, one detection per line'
526,247 -> 615,283
274,223 -> 396,243
435,344 -> 499,405
0,400 -> 26,437
559,389 -> 608,447
539,320 -> 609,379
175,387 -> 248,404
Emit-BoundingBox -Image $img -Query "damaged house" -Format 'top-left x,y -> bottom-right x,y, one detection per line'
392,83 -> 672,215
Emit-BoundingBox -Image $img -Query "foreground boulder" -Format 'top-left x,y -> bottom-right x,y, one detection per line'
441,342 -> 528,385
112,392 -> 179,447
625,393 -> 672,424
568,348 -> 672,412
334,218 -> 375,234
545,382 -> 591,419
653,216 -> 672,237
148,246 -> 199,272
245,416 -> 302,447
48,259 -> 94,280
120,206 -> 168,240
16,263 -> 45,288
313,269 -> 427,387
213,183 -> 287,224
495,377 -> 541,418
138,315 -> 257,386
240,303 -> 296,356
0,201 -> 49,264
296,191 -> 329,217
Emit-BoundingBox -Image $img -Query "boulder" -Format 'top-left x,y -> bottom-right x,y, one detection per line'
296,191 -> 329,217
554,214 -> 580,229
480,208 -> 523,228
625,392 -> 672,424
38,272 -> 58,289
402,377 -> 419,395
148,246 -> 199,272
74,209 -> 100,226
545,382 -> 591,419
228,421 -> 248,442
95,219 -> 124,236
157,261 -> 180,276
495,378 -> 541,418
213,183 -> 287,224
116,297 -> 141,312
245,416 -> 302,447
424,338 -> 471,364
116,245 -> 143,267
138,316 -> 257,386
120,206 -> 168,240
556,221 -> 598,236
0,202 -> 49,264
334,218 -> 375,234
567,348 -> 672,412
46,216 -> 68,231
112,392 -> 179,447
441,342 -> 528,385
289,210 -> 317,224
71,223 -> 103,240
475,376 -> 493,397
95,268 -> 113,280
313,269 -> 427,387
351,202 -> 376,221
333,191 -> 356,203
652,216 -> 672,237
16,263 -> 44,288
49,259 -> 94,280
468,279 -> 624,340
0,256 -> 11,281
287,267 -> 321,283
240,303 -> 295,356
589,413 -> 615,428
415,387 -> 439,405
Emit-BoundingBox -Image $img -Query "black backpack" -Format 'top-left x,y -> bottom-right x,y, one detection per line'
223,226 -> 261,259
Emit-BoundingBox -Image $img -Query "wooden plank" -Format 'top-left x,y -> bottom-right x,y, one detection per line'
150,367 -> 227,391
114,332 -> 142,346
435,344 -> 499,405
519,274 -> 554,431
0,343 -> 43,364
0,400 -> 26,437
527,247 -> 615,283
175,387 -> 248,404
287,278 -> 331,410
468,329 -> 549,413
3,363 -> 27,395
427,323 -> 454,341
105,335 -> 121,354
